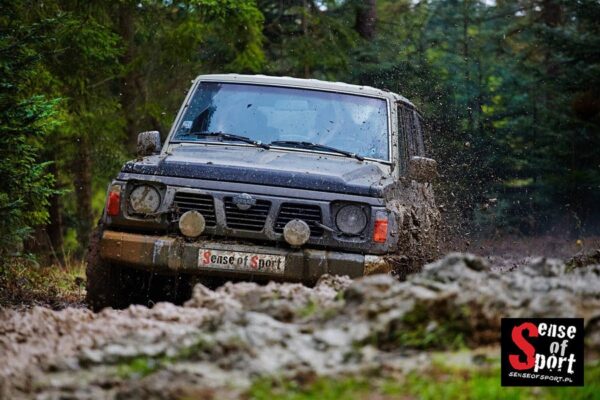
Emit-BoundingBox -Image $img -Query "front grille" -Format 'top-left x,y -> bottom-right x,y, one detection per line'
224,197 -> 271,231
274,203 -> 323,237
173,192 -> 216,227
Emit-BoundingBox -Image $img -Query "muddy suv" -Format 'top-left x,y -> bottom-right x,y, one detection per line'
86,74 -> 440,310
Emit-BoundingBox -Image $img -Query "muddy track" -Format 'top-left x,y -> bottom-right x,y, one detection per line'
1,252 -> 599,399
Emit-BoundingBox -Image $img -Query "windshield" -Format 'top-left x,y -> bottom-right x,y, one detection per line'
172,82 -> 390,160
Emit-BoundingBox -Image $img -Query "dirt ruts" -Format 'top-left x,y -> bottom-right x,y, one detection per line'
1,252 -> 599,399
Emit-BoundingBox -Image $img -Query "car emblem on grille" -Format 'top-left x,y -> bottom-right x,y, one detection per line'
232,193 -> 256,211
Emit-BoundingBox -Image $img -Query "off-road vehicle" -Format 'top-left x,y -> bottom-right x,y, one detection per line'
86,74 -> 440,310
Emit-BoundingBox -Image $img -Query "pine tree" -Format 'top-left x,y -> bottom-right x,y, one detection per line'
0,4 -> 57,259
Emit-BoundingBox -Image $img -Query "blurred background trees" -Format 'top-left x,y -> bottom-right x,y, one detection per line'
1,0 -> 598,263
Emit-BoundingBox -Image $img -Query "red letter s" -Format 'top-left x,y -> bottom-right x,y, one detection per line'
509,322 -> 538,370
203,251 -> 211,265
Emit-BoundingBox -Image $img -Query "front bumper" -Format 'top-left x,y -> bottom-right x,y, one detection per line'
99,230 -> 392,282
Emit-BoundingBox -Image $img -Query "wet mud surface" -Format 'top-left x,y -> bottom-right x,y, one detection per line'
1,250 -> 599,399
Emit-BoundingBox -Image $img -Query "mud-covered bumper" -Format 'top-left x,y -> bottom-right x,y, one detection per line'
99,230 -> 391,282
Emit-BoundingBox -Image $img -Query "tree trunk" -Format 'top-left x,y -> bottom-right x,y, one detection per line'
462,0 -> 473,133
541,0 -> 562,28
355,0 -> 377,40
47,161 -> 65,264
540,0 -> 574,234
73,134 -> 93,255
118,1 -> 138,153
302,0 -> 310,78
541,0 -> 562,78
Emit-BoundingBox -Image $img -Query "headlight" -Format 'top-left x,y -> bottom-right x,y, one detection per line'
129,185 -> 161,214
335,205 -> 368,235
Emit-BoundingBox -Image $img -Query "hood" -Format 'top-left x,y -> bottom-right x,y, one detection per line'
120,144 -> 393,197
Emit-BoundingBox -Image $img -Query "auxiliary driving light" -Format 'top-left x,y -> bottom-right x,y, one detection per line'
283,219 -> 311,247
179,210 -> 206,238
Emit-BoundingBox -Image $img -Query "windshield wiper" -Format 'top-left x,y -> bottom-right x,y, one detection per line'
269,140 -> 365,161
187,131 -> 270,150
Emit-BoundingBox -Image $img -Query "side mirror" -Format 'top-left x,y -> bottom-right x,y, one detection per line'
137,131 -> 161,157
408,156 -> 438,182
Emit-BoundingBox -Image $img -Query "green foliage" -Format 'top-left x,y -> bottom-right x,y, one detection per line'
259,0 -> 358,79
1,0 -> 267,257
2,0 -> 599,259
126,0 -> 266,133
0,6 -> 58,258
339,0 -> 600,236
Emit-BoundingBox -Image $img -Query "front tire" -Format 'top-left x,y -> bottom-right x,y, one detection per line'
86,225 -> 194,311
85,226 -> 139,311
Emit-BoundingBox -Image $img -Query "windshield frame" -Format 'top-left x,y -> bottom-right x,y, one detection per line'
164,79 -> 393,164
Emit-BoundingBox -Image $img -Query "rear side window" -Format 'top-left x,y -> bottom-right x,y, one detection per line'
397,105 -> 425,171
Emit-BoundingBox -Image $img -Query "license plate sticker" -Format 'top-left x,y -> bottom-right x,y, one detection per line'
198,249 -> 286,274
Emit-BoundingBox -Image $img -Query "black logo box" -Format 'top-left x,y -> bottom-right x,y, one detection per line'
501,318 -> 584,387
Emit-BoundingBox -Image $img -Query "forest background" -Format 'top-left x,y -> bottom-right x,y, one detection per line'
1,0 -> 599,265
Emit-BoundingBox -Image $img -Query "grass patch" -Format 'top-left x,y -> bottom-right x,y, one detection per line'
116,356 -> 165,379
297,299 -> 342,321
298,299 -> 319,318
114,335 -> 211,380
249,377 -> 371,400
247,361 -> 600,400
0,257 -> 85,308
395,302 -> 469,350
365,302 -> 470,351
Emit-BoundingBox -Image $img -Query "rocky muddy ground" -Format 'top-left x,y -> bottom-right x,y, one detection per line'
1,251 -> 599,399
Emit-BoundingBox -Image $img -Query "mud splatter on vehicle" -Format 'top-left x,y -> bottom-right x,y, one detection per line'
87,74 -> 441,310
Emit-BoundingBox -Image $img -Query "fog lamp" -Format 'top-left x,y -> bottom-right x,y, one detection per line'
283,219 -> 311,247
179,210 -> 206,238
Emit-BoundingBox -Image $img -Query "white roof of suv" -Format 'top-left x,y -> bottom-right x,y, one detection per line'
195,74 -> 415,108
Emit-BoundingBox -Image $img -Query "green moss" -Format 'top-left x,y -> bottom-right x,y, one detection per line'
116,356 -> 165,379
114,335 -> 211,379
173,336 -> 210,360
392,302 -> 469,350
298,299 -> 319,318
320,306 -> 341,321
